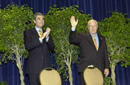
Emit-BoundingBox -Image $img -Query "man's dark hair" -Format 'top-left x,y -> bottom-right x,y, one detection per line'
33,12 -> 44,20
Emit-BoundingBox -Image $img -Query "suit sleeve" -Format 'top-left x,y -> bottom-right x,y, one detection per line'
24,30 -> 41,51
46,33 -> 55,51
104,38 -> 110,69
69,30 -> 81,45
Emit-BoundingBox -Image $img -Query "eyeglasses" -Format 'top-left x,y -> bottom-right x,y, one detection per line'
89,25 -> 97,27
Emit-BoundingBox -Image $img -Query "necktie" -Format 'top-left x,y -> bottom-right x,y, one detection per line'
39,30 -> 42,38
93,35 -> 97,50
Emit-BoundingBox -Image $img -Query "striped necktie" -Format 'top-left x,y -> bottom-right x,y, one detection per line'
39,30 -> 42,38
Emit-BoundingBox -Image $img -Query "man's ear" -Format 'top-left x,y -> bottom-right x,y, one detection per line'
33,20 -> 36,24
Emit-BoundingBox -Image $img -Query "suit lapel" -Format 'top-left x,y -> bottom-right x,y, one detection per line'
31,28 -> 39,39
85,32 -> 103,51
98,34 -> 103,51
85,32 -> 96,49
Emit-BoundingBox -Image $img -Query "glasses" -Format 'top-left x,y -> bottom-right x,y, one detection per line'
89,25 -> 97,27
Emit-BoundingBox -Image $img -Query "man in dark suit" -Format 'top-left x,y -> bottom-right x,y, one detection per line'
24,12 -> 55,85
69,16 -> 109,85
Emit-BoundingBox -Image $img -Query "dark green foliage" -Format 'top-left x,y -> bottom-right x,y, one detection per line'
0,3 -> 34,64
104,77 -> 112,85
98,11 -> 130,68
0,81 -> 7,85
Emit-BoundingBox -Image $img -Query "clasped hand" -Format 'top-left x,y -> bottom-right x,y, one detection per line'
41,27 -> 50,40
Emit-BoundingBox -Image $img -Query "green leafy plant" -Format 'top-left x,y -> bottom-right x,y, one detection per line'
98,11 -> 130,85
44,5 -> 92,85
0,81 -> 7,85
104,77 -> 112,85
0,3 -> 34,85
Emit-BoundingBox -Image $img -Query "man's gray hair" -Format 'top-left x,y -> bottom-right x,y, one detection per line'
87,19 -> 98,28
33,12 -> 44,20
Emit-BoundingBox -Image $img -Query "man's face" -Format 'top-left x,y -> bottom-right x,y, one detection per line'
33,15 -> 44,29
88,20 -> 98,35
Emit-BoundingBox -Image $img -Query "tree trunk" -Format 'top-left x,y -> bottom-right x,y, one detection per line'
64,49 -> 73,85
16,49 -> 25,85
111,63 -> 116,85
68,63 -> 73,85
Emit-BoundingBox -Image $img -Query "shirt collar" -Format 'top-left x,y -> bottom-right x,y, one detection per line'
90,33 -> 97,37
35,26 -> 43,33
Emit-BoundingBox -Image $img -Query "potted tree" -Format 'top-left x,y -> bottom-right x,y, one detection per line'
0,4 -> 34,85
98,11 -> 130,85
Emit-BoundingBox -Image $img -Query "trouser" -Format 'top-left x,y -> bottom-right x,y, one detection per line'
80,72 -> 85,85
28,73 -> 40,85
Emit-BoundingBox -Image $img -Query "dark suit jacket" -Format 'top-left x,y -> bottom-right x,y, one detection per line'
69,31 -> 109,73
24,28 -> 55,74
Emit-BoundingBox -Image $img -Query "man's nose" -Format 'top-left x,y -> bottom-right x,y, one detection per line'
92,27 -> 94,29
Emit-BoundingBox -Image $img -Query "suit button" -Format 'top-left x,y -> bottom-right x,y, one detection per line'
42,57 -> 44,58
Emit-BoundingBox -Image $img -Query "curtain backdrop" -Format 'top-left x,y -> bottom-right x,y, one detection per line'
0,0 -> 130,85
